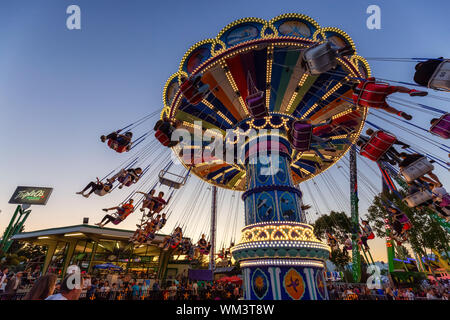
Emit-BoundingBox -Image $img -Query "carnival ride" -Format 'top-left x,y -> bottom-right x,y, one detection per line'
72,13 -> 449,300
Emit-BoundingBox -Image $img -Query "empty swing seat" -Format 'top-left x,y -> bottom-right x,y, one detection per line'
428,59 -> 450,92
158,170 -> 187,189
400,157 -> 434,183
359,131 -> 396,161
302,42 -> 338,75
155,130 -> 170,147
246,91 -> 267,119
430,113 -> 450,139
180,75 -> 209,105
291,121 -> 313,151
404,190 -> 433,208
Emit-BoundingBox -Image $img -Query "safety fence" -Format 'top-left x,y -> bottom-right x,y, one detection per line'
3,289 -> 242,301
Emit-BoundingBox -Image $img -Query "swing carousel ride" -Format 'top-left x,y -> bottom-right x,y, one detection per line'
81,13 -> 449,300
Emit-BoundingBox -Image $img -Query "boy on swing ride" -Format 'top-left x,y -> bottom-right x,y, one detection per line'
137,190 -> 167,217
95,199 -> 134,228
101,131 -> 133,152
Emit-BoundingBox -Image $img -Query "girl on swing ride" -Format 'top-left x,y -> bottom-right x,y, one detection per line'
160,226 -> 183,251
95,199 -> 135,228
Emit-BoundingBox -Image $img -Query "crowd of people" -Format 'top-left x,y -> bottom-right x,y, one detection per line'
2,265 -> 450,301
328,279 -> 450,300
0,268 -> 243,301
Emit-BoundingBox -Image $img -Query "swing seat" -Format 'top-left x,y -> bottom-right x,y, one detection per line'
158,170 -> 187,189
112,218 -> 122,225
402,221 -> 412,231
107,139 -> 128,153
359,131 -> 396,161
400,157 -> 434,183
155,130 -> 171,147
397,214 -> 410,224
117,175 -> 133,187
428,59 -> 450,92
291,121 -> 313,151
180,75 -> 209,105
438,194 -> 450,207
404,190 -> 433,207
367,232 -> 375,240
430,113 -> 450,139
302,42 -> 338,75
170,240 -> 180,249
245,91 -> 267,119
353,80 -> 392,108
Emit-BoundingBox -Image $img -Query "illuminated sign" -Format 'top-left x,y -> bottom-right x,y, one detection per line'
8,186 -> 53,205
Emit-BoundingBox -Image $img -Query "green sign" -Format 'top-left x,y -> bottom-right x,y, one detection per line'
8,186 -> 53,205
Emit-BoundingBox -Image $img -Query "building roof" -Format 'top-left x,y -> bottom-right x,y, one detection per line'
11,224 -> 170,243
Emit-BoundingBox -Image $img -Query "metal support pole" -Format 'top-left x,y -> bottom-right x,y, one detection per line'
209,186 -> 217,271
381,171 -> 395,273
349,145 -> 361,282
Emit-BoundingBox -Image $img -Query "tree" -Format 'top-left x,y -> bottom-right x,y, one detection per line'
313,211 -> 352,280
313,211 -> 352,242
367,192 -> 450,273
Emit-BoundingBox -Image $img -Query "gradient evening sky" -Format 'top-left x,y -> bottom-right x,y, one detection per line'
0,0 -> 449,263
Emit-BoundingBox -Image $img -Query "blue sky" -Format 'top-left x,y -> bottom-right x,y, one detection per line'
0,0 -> 449,262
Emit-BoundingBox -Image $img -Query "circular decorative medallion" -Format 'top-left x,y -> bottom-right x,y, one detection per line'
283,268 -> 305,300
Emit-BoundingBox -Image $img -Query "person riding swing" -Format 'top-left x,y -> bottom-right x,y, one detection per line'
77,178 -> 113,198
101,131 -> 133,153
138,191 -> 168,217
96,199 -> 134,228
352,77 -> 428,120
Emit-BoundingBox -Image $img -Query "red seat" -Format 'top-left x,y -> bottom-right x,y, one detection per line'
360,131 -> 396,161
180,75 -> 208,105
155,130 -> 170,147
107,139 -> 128,153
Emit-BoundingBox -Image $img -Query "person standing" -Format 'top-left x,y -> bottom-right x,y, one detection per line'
2,272 -> 22,300
168,281 -> 177,300
0,267 -> 8,293
23,274 -> 58,300
45,275 -> 84,300
192,281 -> 198,300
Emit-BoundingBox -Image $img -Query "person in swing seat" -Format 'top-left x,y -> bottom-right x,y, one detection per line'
352,77 -> 428,120
101,131 -> 133,151
95,199 -> 134,228
76,178 -> 113,198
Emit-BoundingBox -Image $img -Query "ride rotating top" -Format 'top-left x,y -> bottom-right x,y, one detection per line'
160,13 -> 370,300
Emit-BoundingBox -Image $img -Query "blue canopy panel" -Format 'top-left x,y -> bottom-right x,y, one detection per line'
222,168 -> 240,184
268,48 -> 287,111
206,165 -> 231,181
295,160 -> 318,174
203,90 -> 238,125
292,67 -> 347,119
178,99 -> 232,130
